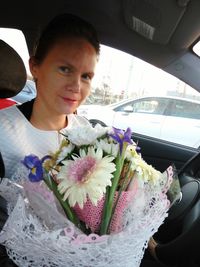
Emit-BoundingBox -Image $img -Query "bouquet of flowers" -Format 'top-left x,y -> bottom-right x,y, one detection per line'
0,121 -> 175,267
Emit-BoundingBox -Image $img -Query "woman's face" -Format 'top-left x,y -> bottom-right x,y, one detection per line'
30,37 -> 97,115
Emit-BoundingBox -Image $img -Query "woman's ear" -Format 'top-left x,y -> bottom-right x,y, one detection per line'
29,56 -> 38,80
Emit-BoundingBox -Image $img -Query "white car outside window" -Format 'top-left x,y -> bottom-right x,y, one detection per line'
78,96 -> 200,148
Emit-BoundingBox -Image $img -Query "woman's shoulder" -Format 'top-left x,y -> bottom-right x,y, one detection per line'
0,99 -> 34,120
0,104 -> 18,120
0,105 -> 26,132
0,106 -> 20,160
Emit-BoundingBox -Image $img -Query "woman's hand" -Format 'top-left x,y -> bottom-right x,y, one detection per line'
148,237 -> 158,260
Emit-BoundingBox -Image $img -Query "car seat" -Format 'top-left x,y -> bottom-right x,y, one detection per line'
0,39 -> 27,177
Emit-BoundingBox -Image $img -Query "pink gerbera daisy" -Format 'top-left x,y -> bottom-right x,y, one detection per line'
57,147 -> 116,208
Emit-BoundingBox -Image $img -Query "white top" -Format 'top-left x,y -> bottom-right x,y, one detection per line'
0,105 -> 89,179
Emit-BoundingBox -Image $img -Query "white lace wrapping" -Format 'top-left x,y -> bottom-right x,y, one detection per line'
0,172 -> 170,267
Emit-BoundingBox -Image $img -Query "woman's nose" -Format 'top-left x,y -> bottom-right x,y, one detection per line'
68,76 -> 81,93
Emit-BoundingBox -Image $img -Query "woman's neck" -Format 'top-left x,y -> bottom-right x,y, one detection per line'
30,101 -> 68,131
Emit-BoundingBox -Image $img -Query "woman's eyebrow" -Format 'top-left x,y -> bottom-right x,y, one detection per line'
57,60 -> 73,67
57,60 -> 95,75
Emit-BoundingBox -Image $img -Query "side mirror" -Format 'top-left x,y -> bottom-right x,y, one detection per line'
123,105 -> 133,113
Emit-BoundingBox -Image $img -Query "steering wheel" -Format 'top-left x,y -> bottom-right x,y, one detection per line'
178,151 -> 200,182
89,119 -> 107,127
152,151 -> 200,266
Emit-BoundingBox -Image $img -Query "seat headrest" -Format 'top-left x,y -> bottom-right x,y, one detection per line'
0,40 -> 27,98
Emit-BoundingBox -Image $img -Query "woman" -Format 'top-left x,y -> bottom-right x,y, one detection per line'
0,13 -> 99,180
0,13 -> 165,267
0,13 -> 100,267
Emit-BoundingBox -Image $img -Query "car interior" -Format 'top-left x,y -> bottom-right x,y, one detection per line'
1,0 -> 200,267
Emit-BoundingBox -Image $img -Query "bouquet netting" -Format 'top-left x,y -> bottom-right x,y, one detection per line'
0,172 -> 170,267
0,123 -> 174,267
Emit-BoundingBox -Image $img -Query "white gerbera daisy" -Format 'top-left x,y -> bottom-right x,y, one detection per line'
57,147 -> 116,208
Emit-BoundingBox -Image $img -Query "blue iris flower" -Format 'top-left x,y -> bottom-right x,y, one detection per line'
109,127 -> 133,154
22,154 -> 49,182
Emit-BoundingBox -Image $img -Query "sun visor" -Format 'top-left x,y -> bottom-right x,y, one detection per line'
0,39 -> 26,98
122,0 -> 190,45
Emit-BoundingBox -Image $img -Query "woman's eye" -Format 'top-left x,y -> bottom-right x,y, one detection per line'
59,66 -> 70,74
82,73 -> 92,81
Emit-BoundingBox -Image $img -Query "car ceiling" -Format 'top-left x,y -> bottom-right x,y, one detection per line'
1,0 -> 200,91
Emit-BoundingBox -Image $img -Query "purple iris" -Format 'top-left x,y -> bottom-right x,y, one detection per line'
109,127 -> 133,154
136,145 -> 141,153
22,154 -> 49,182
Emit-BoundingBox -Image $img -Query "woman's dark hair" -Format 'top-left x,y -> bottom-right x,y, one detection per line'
33,13 -> 100,64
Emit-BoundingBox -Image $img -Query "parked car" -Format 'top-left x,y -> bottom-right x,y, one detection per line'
78,96 -> 200,148
12,80 -> 36,103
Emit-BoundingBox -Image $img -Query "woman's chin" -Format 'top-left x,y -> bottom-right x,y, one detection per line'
59,101 -> 79,115
60,107 -> 77,115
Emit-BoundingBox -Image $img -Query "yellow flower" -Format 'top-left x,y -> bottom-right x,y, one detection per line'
131,157 -> 161,185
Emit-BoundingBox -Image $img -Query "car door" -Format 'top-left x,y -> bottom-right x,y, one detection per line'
112,97 -> 169,139
160,99 -> 200,148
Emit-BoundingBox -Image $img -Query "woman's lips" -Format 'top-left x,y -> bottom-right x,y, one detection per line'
61,97 -> 78,103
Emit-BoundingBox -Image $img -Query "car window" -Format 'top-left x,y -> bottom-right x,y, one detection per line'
170,100 -> 200,119
0,28 -> 36,104
0,28 -> 30,75
116,98 -> 168,115
85,45 -> 200,148
132,100 -> 158,114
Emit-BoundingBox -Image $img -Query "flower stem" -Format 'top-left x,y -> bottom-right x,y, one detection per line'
100,149 -> 125,235
99,186 -> 110,235
43,172 -> 88,234
107,162 -> 132,231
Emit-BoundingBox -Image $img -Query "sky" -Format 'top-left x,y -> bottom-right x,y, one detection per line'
0,27 -> 199,98
92,44 -> 191,97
